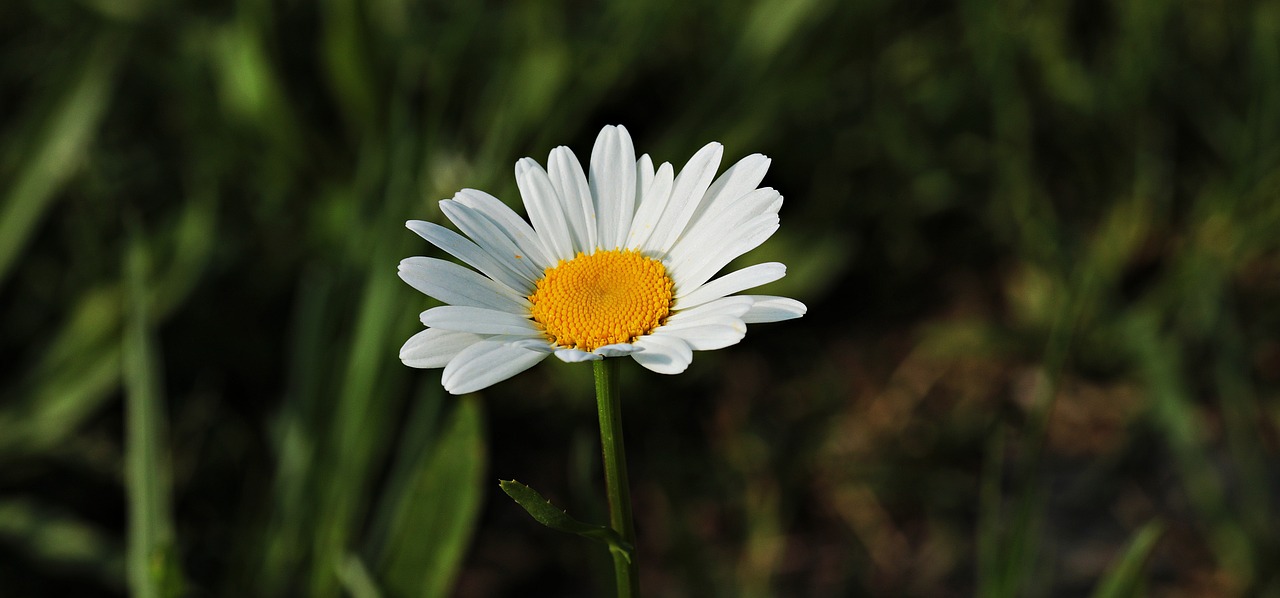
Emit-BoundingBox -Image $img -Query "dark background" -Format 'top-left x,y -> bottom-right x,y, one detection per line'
2,0 -> 1279,596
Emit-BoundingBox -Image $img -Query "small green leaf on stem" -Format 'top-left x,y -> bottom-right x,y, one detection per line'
498,479 -> 633,563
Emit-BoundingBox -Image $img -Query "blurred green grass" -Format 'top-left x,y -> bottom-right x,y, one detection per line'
2,0 -> 1279,596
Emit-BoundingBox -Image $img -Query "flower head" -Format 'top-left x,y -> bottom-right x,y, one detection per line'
399,125 -> 806,394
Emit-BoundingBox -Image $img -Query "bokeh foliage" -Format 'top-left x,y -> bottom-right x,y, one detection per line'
2,0 -> 1279,596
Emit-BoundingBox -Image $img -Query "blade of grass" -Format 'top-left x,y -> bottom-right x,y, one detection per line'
250,267 -> 335,595
321,0 -> 379,133
122,235 -> 183,598
1213,320 -> 1275,545
0,498 -> 126,590
337,553 -> 384,598
364,382 -> 444,556
0,191 -> 215,456
1125,312 -> 1252,584
380,397 -> 487,598
0,34 -> 121,287
0,342 -> 121,455
998,477 -> 1046,596
310,199 -> 408,597
977,426 -> 1004,598
1090,520 -> 1163,598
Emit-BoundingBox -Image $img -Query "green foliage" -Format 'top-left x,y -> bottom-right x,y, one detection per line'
122,235 -> 182,598
380,398 -> 487,598
2,0 -> 1279,595
499,480 -> 633,562
1091,520 -> 1164,598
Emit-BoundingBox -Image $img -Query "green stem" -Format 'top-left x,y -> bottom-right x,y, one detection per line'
594,359 -> 638,597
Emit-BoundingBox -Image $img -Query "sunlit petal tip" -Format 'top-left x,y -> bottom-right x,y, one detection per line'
740,296 -> 807,323
421,305 -> 541,336
660,315 -> 747,351
631,334 -> 693,374
594,343 -> 645,357
667,296 -> 755,325
554,348 -> 604,363
673,262 -> 786,308
502,337 -> 557,353
400,329 -> 485,369
441,340 -> 548,395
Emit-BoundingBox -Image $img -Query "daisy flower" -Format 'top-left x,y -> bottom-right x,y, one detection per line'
399,125 -> 806,394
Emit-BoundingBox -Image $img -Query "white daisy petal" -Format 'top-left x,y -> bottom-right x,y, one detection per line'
674,186 -> 781,240
453,189 -> 554,270
420,305 -> 542,336
590,125 -> 637,250
595,343 -> 645,357
400,328 -> 485,369
398,257 -> 530,312
659,315 -> 747,351
442,339 -> 549,395
624,162 -> 675,250
646,142 -> 723,254
668,215 -> 780,292
548,146 -> 597,252
517,158 -> 574,261
666,188 -> 782,275
740,296 -> 808,323
439,199 -> 547,282
680,153 -> 771,234
630,333 -> 693,374
674,262 -> 786,308
667,296 -> 755,323
636,154 -> 655,200
406,220 -> 534,292
555,348 -> 603,363
503,337 -> 557,353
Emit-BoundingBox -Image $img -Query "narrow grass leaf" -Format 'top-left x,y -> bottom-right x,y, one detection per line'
312,207 -> 407,596
380,397 -> 487,598
999,479 -> 1046,596
337,554 -> 384,598
0,34 -> 120,286
977,427 -> 1004,598
123,237 -> 183,598
365,382 -> 443,558
0,346 -> 120,455
252,270 -> 334,594
0,498 -> 125,587
1090,521 -> 1164,598
1125,313 -> 1252,579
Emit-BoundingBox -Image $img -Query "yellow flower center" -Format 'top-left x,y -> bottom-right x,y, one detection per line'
529,249 -> 674,351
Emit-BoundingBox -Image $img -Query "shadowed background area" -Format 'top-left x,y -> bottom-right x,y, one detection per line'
2,0 -> 1279,596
